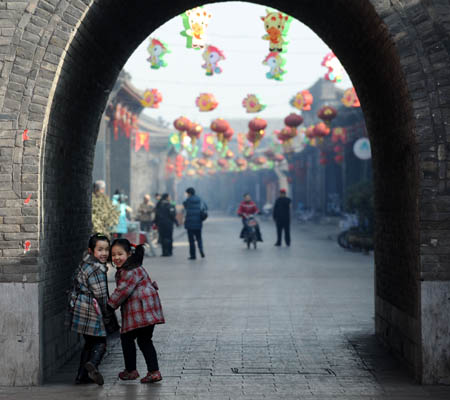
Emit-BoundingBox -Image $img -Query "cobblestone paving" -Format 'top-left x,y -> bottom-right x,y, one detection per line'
2,215 -> 450,399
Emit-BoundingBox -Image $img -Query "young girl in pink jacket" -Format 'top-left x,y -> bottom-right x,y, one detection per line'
107,239 -> 165,383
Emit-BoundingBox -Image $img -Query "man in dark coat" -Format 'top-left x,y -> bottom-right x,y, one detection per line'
183,187 -> 207,260
154,193 -> 177,256
273,188 -> 291,246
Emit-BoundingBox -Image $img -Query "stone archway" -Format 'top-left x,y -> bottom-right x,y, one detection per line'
0,0 -> 448,386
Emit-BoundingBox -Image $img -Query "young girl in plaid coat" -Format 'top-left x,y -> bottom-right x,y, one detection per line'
107,239 -> 165,383
69,233 -> 112,385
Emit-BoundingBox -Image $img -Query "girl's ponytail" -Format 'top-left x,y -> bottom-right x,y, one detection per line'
131,244 -> 145,267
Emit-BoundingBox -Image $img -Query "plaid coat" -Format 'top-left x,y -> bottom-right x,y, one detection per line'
108,265 -> 165,333
70,253 -> 109,337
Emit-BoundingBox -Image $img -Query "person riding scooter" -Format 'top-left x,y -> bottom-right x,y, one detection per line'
237,193 -> 263,242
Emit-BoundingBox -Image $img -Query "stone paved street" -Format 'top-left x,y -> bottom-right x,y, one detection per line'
2,215 -> 450,399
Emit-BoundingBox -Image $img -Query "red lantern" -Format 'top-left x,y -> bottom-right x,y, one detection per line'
187,123 -> 203,144
317,106 -> 337,126
248,117 -> 267,132
331,127 -> 347,143
274,154 -> 285,162
319,151 -> 328,166
334,154 -> 344,164
235,158 -> 248,169
226,149 -> 234,159
210,118 -> 230,133
284,113 -> 304,128
276,127 -> 297,143
223,127 -> 234,142
313,122 -> 330,138
247,129 -> 265,147
218,158 -> 229,169
305,125 -> 315,140
333,145 -> 343,153
174,116 -> 192,132
197,158 -> 207,166
202,148 -> 214,158
253,156 -> 267,165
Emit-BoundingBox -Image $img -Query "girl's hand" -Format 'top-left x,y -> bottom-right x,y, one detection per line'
151,280 -> 159,290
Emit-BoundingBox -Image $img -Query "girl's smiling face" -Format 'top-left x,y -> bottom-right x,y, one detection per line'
89,240 -> 109,264
111,244 -> 130,268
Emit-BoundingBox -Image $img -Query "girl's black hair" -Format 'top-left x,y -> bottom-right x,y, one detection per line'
88,233 -> 110,251
111,238 -> 145,269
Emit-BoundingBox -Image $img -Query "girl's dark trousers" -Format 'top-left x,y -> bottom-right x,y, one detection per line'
120,325 -> 159,372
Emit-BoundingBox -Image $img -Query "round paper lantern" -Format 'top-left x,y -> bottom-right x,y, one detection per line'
284,113 -> 303,128
218,158 -> 229,169
202,148 -> 214,158
248,117 -> 267,132
331,127 -> 347,144
225,149 -> 234,159
187,123 -> 203,143
313,122 -> 330,138
333,145 -> 343,153
223,127 -> 234,142
305,125 -> 315,140
235,158 -> 248,169
334,154 -> 344,163
253,156 -> 267,165
317,106 -> 337,125
197,158 -> 207,166
174,116 -> 192,132
274,154 -> 285,162
210,118 -> 230,134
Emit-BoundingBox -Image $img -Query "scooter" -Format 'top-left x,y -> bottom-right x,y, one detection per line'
243,216 -> 258,249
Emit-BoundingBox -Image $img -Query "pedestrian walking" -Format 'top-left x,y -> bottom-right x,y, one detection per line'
107,239 -> 165,384
154,193 -> 178,256
183,187 -> 207,260
112,191 -> 132,238
136,194 -> 155,233
273,188 -> 291,246
67,233 -> 119,385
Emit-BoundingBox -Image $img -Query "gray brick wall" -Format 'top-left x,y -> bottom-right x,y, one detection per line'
0,0 -> 450,385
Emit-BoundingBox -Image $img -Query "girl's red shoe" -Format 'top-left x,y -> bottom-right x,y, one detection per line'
140,370 -> 162,384
118,369 -> 140,380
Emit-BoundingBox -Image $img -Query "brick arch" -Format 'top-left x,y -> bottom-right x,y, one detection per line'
0,0 -> 448,386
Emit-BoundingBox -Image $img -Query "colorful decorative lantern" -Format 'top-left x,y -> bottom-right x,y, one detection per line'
321,52 -> 345,83
202,45 -> 225,76
218,158 -> 229,169
284,113 -> 303,128
319,151 -> 328,166
196,93 -> 218,111
317,106 -> 337,126
186,169 -> 196,177
242,94 -> 266,113
341,87 -> 360,108
274,153 -> 285,162
225,149 -> 234,159
247,130 -> 265,148
313,122 -> 331,140
235,158 -> 248,170
334,154 -> 344,164
290,90 -> 313,111
263,52 -> 286,80
174,116 -> 192,132
140,89 -> 162,108
333,145 -> 344,154
202,148 -> 214,158
260,9 -> 291,53
305,125 -> 315,140
197,158 -> 207,167
180,6 -> 212,49
253,156 -> 267,166
249,117 -> 267,132
147,38 -> 169,69
211,118 -> 230,134
187,123 -> 203,144
331,127 -> 347,144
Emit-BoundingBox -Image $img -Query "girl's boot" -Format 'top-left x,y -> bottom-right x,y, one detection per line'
75,347 -> 93,384
85,343 -> 106,385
